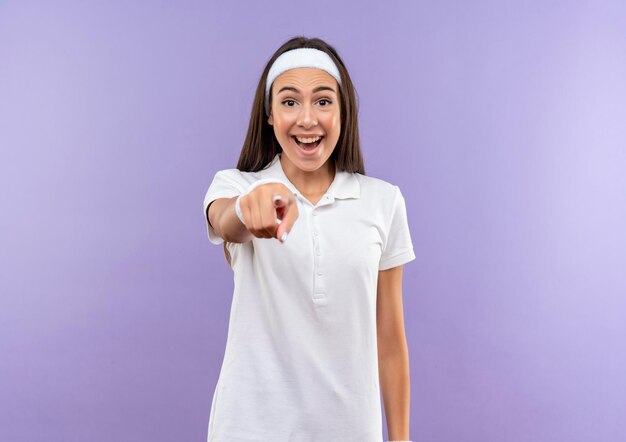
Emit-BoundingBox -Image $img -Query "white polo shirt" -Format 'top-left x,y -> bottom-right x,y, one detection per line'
203,152 -> 415,442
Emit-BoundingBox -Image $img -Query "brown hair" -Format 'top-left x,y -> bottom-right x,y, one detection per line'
223,37 -> 366,267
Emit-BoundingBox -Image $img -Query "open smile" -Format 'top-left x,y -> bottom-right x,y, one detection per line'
292,135 -> 323,154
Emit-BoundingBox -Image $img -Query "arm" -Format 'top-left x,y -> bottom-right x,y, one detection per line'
206,196 -> 254,244
377,265 -> 411,441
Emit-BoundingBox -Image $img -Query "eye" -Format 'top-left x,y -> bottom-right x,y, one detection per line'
318,99 -> 332,106
282,99 -> 296,107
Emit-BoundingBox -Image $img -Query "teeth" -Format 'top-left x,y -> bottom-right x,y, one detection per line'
295,136 -> 321,143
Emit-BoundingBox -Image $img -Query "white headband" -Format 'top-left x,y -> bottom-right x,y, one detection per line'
264,48 -> 342,116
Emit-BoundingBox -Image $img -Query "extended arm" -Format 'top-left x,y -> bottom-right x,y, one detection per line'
206,196 -> 253,244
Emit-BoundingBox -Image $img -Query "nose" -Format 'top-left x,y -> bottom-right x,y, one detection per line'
297,102 -> 317,128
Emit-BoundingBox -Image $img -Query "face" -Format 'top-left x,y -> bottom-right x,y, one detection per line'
267,67 -> 341,174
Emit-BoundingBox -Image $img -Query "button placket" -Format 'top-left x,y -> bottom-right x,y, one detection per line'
311,208 -> 326,303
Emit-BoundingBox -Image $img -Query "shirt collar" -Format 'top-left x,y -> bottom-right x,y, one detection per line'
259,153 -> 360,201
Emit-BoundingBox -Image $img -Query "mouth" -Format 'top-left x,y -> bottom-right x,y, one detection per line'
292,135 -> 323,153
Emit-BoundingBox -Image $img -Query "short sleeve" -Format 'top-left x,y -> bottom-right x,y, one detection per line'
203,169 -> 248,245
378,185 -> 416,270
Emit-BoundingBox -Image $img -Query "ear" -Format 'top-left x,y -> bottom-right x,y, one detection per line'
268,112 -> 273,125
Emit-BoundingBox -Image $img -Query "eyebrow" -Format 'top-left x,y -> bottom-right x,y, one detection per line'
277,85 -> 337,95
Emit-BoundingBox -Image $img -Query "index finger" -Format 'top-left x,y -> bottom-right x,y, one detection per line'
276,194 -> 298,243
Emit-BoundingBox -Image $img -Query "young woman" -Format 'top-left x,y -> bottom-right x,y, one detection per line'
203,36 -> 415,442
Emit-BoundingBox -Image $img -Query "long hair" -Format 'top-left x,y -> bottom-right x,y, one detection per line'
235,36 -> 365,175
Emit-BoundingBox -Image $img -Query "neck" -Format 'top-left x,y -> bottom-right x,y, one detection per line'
280,154 -> 336,196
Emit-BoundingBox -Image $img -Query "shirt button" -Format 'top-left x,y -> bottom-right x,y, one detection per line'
314,231 -> 319,236
317,271 -> 323,276
312,212 -> 317,216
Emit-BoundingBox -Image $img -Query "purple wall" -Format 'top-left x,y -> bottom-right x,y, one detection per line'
1,1 -> 625,441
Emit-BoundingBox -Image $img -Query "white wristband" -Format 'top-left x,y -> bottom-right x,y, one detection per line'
235,178 -> 289,226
